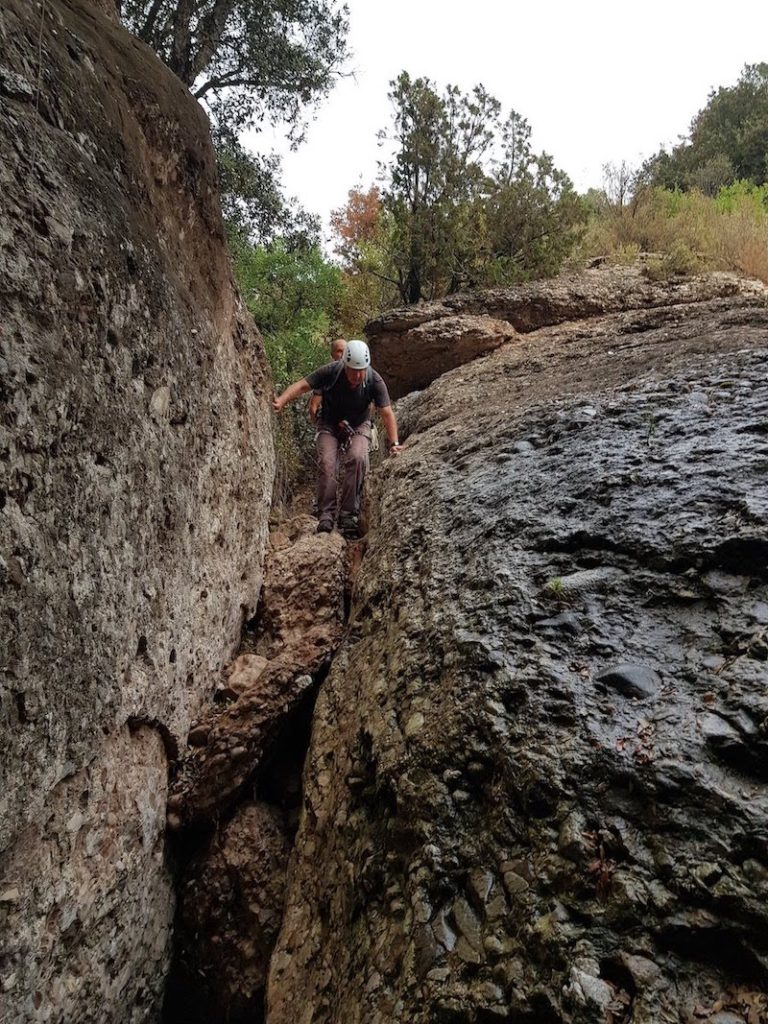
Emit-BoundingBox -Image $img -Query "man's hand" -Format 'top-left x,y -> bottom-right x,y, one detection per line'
387,440 -> 403,456
272,379 -> 311,413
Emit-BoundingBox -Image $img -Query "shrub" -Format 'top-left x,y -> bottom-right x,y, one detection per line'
578,183 -> 768,285
232,238 -> 343,503
644,242 -> 704,281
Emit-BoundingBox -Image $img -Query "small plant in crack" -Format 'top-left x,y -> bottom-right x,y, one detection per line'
644,412 -> 659,445
544,576 -> 573,604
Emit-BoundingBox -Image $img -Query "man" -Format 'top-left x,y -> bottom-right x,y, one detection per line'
308,337 -> 347,424
272,339 -> 402,536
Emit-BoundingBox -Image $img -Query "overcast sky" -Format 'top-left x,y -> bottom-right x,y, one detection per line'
246,0 -> 767,242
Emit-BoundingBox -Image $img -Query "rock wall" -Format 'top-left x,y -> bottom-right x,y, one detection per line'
0,1 -> 274,1020
365,267 -> 766,398
269,274 -> 768,1023
165,514 -> 349,1024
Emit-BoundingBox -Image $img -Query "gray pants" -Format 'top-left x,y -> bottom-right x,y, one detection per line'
316,423 -> 371,518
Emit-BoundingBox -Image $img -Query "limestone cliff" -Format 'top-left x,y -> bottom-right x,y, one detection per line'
0,1 -> 274,1020
269,270 -> 768,1023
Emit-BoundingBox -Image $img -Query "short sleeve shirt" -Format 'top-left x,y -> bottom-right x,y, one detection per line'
305,362 -> 391,428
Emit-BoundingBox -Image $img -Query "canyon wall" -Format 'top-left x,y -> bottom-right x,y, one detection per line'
270,270 -> 768,1023
0,1 -> 274,1019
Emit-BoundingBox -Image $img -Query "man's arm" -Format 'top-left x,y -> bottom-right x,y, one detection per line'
378,405 -> 402,454
273,379 -> 311,413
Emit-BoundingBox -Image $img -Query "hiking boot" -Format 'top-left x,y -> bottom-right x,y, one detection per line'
317,515 -> 334,534
338,512 -> 360,539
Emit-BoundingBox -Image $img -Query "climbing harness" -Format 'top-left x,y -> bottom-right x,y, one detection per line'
337,419 -> 357,452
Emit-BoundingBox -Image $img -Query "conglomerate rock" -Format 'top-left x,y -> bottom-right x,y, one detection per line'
268,283 -> 768,1023
167,801 -> 291,1024
165,515 -> 348,1023
0,1 -> 273,1020
365,265 -> 765,398
167,515 -> 346,830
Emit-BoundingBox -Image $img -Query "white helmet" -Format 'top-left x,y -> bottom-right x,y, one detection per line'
344,339 -> 371,370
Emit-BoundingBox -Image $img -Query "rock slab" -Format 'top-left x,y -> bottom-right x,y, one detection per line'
269,284 -> 768,1023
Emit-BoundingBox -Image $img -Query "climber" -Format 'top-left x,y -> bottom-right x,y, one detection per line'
308,338 -> 347,423
272,339 -> 402,537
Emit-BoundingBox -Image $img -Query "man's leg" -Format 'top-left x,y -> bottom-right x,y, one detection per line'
340,427 -> 371,525
316,430 -> 339,530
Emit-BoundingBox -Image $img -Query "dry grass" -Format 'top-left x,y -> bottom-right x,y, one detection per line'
578,184 -> 768,284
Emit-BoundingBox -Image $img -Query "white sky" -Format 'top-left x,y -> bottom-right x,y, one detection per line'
245,0 -> 767,244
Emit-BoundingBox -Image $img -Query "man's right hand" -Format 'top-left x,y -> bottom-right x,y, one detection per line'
272,395 -> 283,413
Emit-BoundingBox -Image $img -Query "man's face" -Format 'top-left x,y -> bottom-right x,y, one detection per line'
344,366 -> 366,387
331,340 -> 346,361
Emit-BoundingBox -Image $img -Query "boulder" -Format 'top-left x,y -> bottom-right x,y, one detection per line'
168,516 -> 346,830
166,802 -> 291,1024
367,313 -> 515,400
165,515 -> 349,1020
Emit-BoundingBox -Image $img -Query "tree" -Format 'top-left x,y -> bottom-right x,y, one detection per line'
123,1 -> 348,244
645,63 -> 768,192
378,73 -> 499,302
214,127 -> 319,246
602,161 -> 635,208
330,185 -> 383,266
330,186 -> 400,330
122,0 -> 349,137
486,146 -> 587,283
377,73 -> 585,303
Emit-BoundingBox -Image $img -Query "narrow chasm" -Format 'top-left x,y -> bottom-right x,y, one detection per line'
162,512 -> 355,1024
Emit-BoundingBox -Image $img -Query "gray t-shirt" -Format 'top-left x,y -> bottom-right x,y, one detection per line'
305,362 -> 391,427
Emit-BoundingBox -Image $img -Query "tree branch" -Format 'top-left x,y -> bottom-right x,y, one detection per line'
194,73 -> 254,98
188,0 -> 235,83
138,0 -> 167,43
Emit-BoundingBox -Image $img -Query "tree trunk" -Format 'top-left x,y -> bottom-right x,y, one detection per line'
405,267 -> 421,304
170,0 -> 196,84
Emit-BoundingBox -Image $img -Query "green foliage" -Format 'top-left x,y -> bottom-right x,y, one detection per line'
485,148 -> 588,284
214,129 -> 319,247
232,237 -> 342,496
578,181 -> 768,285
233,238 -> 342,387
715,179 -> 768,213
644,63 -> 768,193
122,0 -> 349,137
376,73 -> 586,304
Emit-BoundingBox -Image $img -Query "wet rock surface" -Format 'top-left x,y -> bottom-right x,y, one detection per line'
0,2 -> 273,1021
269,284 -> 768,1023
